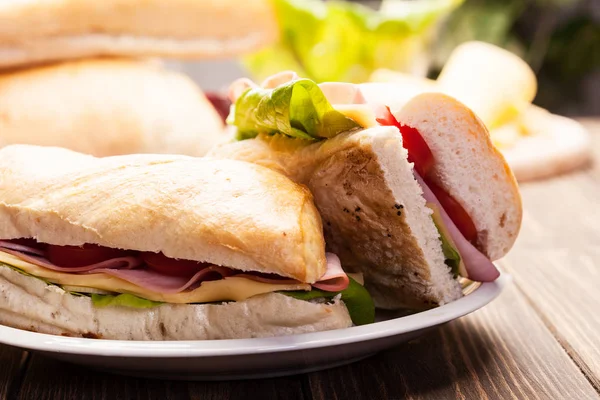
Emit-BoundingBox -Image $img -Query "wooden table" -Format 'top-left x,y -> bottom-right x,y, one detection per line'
1,119 -> 599,400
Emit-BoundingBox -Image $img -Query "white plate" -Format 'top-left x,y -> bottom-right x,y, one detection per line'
0,274 -> 508,380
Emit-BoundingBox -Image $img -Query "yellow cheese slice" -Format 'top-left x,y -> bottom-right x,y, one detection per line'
334,104 -> 379,128
0,251 -> 311,304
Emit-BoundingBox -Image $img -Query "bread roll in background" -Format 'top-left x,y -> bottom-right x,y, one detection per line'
500,106 -> 592,182
0,0 -> 278,69
0,58 -> 225,156
436,41 -> 537,130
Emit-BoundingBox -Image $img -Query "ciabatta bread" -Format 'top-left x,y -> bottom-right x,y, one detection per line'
0,145 -> 326,283
0,0 -> 278,68
0,58 -> 225,156
0,265 -> 351,340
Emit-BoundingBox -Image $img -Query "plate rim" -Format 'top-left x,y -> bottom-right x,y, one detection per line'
0,274 -> 509,358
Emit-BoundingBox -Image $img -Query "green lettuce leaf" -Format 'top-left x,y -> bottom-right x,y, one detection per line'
281,276 -> 375,326
243,0 -> 463,83
432,218 -> 461,277
231,78 -> 360,141
91,293 -> 164,309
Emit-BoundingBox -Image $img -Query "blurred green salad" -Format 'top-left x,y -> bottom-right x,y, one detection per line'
243,0 -> 463,83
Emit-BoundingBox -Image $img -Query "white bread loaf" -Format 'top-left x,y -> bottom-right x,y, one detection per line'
0,0 -> 278,68
0,58 -> 226,156
437,41 -> 537,129
0,145 -> 327,283
0,265 -> 352,340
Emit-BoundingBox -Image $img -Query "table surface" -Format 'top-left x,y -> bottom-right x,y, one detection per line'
1,119 -> 599,400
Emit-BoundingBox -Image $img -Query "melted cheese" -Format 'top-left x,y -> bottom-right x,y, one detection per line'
334,104 -> 378,128
0,251 -> 311,304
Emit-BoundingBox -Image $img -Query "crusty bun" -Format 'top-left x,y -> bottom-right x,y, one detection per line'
0,265 -> 351,340
0,58 -> 225,157
0,145 -> 326,283
0,0 -> 278,68
396,93 -> 522,260
209,126 -> 463,309
494,106 -> 592,182
437,41 -> 537,130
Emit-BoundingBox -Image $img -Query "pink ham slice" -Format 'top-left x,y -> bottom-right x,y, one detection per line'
261,71 -> 300,89
94,266 -> 235,294
318,82 -> 367,105
236,253 -> 350,292
0,246 -> 142,272
413,172 -> 500,282
229,77 -> 368,107
0,240 -> 45,257
229,78 -> 259,103
313,253 -> 350,291
234,274 -> 299,285
0,243 -> 351,293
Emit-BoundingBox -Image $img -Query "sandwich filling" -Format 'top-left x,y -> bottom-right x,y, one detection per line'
0,240 -> 375,325
227,73 -> 499,282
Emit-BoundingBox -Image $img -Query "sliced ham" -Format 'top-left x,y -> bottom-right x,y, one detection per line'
95,266 -> 235,294
318,82 -> 367,105
236,253 -> 350,292
0,240 -> 45,257
313,253 -> 350,292
0,240 -> 351,293
0,247 -> 142,273
414,172 -> 500,282
234,274 -> 300,285
261,71 -> 299,89
228,78 -> 258,103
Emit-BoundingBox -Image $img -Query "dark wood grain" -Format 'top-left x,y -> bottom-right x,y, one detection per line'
499,119 -> 600,390
307,283 -> 599,400
0,346 -> 27,400
14,353 -> 306,400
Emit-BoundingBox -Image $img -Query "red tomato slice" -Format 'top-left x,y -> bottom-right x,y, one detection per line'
375,106 -> 434,177
427,180 -> 478,244
46,244 -> 127,268
374,105 -> 477,243
141,252 -> 207,277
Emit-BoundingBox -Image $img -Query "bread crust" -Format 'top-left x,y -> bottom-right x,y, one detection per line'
497,107 -> 592,181
396,93 -> 523,260
0,0 -> 278,67
0,145 -> 326,283
0,58 -> 225,156
437,41 -> 537,130
209,127 -> 462,309
0,265 -> 352,340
